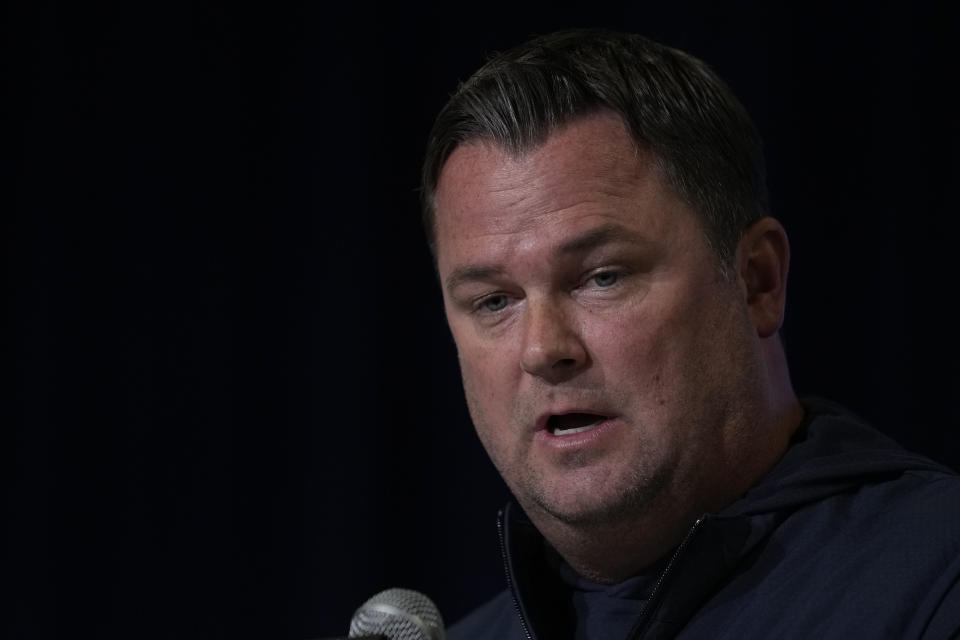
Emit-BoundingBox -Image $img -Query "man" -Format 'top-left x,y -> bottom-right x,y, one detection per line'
421,29 -> 960,639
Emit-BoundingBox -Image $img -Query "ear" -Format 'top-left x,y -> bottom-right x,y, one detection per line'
734,217 -> 790,338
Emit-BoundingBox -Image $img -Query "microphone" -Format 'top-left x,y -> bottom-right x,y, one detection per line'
349,588 -> 445,640
317,587 -> 445,640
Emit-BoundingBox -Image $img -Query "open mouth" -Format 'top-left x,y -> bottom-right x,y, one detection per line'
547,413 -> 608,436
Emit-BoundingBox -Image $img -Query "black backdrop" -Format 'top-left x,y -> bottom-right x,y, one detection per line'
5,1 -> 958,638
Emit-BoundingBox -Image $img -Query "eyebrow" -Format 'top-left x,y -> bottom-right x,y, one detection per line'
444,264 -> 507,293
556,222 -> 647,255
444,223 -> 647,293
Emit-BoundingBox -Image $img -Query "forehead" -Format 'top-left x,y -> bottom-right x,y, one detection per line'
436,113 -> 644,229
432,112 -> 695,270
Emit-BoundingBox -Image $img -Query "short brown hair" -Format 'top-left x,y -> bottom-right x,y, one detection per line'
421,28 -> 768,267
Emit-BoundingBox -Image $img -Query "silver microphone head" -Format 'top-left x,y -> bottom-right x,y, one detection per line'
348,588 -> 445,640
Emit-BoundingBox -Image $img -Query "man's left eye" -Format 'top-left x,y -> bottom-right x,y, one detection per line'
591,271 -> 619,287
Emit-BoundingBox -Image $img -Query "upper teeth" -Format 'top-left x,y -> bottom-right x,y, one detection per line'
553,420 -> 603,436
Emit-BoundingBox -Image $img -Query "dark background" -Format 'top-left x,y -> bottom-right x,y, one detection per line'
5,1 -> 957,637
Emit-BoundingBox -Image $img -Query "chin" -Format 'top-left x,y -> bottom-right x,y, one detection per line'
524,469 -> 671,528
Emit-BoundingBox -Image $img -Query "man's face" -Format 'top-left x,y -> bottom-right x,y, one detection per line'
433,112 -> 762,528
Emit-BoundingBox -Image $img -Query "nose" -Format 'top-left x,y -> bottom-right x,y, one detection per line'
520,299 -> 588,382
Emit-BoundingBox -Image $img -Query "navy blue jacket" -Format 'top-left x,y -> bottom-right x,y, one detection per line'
448,399 -> 960,639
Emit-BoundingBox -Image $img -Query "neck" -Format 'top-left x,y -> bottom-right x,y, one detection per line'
540,508 -> 696,584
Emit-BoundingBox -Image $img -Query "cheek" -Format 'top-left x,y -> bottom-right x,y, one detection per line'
453,337 -> 533,474
586,293 -> 721,419
644,295 -> 755,436
456,346 -> 514,435
585,307 -> 667,385
459,365 -> 519,480
456,344 -> 509,398
452,315 -> 523,391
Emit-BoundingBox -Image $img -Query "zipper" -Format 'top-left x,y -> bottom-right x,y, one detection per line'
627,514 -> 709,640
498,508 -> 535,640
498,507 -> 709,640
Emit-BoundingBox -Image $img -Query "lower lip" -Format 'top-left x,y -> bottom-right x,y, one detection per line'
533,417 -> 619,450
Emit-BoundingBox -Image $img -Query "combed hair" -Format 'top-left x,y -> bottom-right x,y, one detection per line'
421,28 -> 769,268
